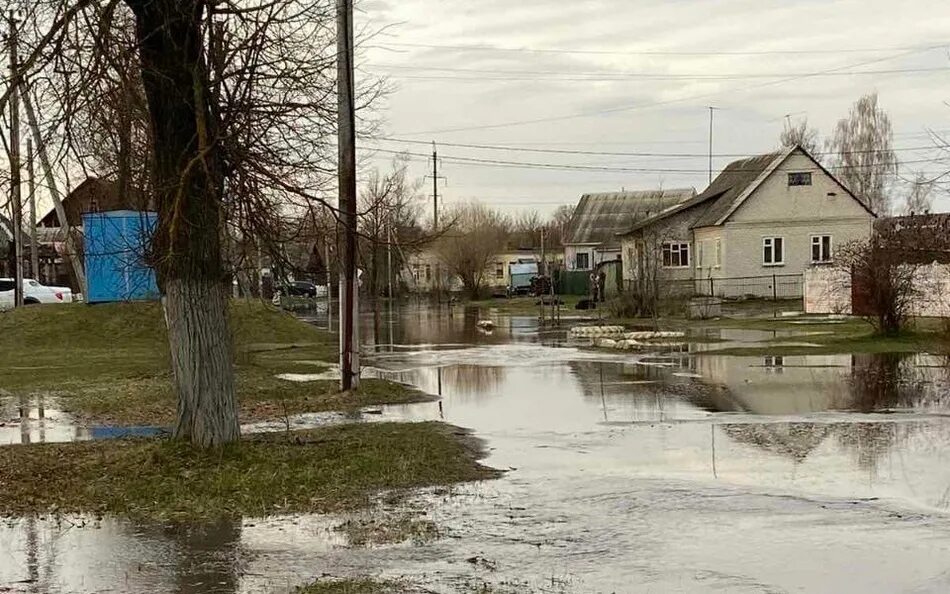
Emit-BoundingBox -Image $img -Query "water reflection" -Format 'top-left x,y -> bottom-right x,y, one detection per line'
5,307 -> 950,593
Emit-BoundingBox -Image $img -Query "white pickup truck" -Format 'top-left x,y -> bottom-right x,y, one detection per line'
0,278 -> 74,309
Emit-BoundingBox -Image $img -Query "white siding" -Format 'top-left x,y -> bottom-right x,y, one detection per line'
719,152 -> 874,282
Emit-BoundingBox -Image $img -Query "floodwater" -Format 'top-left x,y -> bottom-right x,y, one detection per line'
4,304 -> 950,593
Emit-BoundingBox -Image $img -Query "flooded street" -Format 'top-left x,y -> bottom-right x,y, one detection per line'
4,304 -> 950,592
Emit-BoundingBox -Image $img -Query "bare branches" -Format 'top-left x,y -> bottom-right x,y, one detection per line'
827,92 -> 898,215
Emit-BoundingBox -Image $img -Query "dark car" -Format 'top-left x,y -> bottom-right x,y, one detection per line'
285,280 -> 319,298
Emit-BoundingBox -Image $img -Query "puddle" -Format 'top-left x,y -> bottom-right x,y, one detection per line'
4,305 -> 950,592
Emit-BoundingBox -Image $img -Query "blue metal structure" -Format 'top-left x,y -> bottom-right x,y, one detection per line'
83,210 -> 160,303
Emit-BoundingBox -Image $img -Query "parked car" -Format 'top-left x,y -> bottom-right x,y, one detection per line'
0,278 -> 74,309
283,280 -> 328,299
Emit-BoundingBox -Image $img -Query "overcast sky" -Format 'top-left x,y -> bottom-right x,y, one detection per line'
356,0 -> 950,217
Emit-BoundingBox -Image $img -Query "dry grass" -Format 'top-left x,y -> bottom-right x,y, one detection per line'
0,422 -> 498,521
0,301 -> 433,426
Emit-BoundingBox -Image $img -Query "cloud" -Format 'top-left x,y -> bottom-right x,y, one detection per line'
358,0 -> 950,214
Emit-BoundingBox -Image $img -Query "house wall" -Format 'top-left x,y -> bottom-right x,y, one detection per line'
565,244 -> 616,271
717,152 -> 874,286
404,250 -> 461,293
564,245 -> 592,271
620,205 -> 703,287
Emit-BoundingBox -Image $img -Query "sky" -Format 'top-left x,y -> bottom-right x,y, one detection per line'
355,0 -> 950,218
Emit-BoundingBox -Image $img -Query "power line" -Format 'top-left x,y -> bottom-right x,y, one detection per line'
364,147 -> 941,175
394,45 -> 942,136
368,63 -> 950,81
370,137 -> 941,159
373,40 -> 950,57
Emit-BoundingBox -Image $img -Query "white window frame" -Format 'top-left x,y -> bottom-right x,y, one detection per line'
762,236 -> 785,267
696,241 -> 705,269
811,234 -> 833,264
662,242 -> 690,269
715,238 -> 722,269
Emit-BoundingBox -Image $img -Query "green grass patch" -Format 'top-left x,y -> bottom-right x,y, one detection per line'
0,422 -> 498,521
0,301 -> 431,426
464,295 -> 581,315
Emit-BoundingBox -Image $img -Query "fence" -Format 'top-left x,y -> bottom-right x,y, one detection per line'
632,273 -> 804,300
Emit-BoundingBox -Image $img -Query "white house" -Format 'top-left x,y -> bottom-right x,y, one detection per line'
620,146 -> 876,297
563,189 -> 696,272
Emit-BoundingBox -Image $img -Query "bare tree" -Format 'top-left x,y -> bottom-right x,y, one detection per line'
435,203 -> 510,299
903,171 -> 935,215
836,228 -> 925,336
359,154 -> 423,298
546,204 -> 575,249
779,117 -> 821,156
827,92 -> 898,215
9,0 -> 385,447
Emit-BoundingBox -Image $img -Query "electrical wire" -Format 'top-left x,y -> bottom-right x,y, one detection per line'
393,45 -> 944,136
370,137 -> 941,159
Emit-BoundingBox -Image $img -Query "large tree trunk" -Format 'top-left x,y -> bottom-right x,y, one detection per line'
126,0 -> 239,446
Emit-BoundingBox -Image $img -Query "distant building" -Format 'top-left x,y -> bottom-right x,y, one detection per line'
35,177 -> 144,292
620,146 -> 876,297
563,189 -> 696,272
38,177 -> 143,228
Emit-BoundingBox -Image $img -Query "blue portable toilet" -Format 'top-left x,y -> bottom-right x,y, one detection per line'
83,210 -> 160,303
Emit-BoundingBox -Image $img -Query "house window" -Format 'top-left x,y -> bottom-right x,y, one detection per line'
811,235 -> 833,263
763,237 -> 784,266
425,265 -> 431,282
715,239 -> 722,268
575,252 -> 590,270
696,241 -> 704,269
662,242 -> 690,268
788,172 -> 812,187
88,199 -> 100,213
495,263 -> 505,279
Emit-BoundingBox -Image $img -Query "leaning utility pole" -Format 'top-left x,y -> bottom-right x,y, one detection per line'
27,137 -> 38,280
8,10 -> 23,307
20,80 -> 87,296
337,0 -> 359,390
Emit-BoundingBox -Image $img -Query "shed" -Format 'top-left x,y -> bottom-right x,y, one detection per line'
83,211 -> 159,303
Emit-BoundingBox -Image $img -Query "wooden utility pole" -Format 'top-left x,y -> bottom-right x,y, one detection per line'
427,141 -> 445,231
707,106 -> 717,185
432,142 -> 438,230
20,80 -> 87,295
8,10 -> 23,307
337,0 -> 359,390
27,136 -> 38,280
386,222 -> 394,300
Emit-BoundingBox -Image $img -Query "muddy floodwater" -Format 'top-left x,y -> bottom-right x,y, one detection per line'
4,304 -> 950,593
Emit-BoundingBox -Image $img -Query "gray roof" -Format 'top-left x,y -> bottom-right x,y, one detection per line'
623,145 -> 875,235
565,189 -> 696,247
688,149 -> 789,229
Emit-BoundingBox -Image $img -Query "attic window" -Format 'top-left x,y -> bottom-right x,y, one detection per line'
788,172 -> 812,187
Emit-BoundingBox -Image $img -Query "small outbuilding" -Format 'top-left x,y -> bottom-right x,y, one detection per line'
83,211 -> 160,303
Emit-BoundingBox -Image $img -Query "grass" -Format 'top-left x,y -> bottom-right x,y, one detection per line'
0,422 -> 499,521
464,294 -> 582,314
579,298 -> 950,357
0,301 -> 432,426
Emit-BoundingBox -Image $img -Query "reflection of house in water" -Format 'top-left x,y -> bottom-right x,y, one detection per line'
693,354 -> 851,415
720,423 -> 832,463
